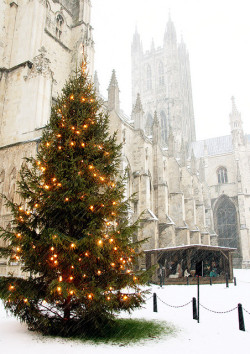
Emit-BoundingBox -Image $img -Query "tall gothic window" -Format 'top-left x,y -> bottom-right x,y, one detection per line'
159,62 -> 164,86
146,65 -> 152,90
217,167 -> 228,184
215,197 -> 238,248
145,113 -> 153,136
160,111 -> 167,144
56,14 -> 64,40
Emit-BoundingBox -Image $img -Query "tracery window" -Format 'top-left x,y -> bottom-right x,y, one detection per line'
56,14 -> 64,40
215,197 -> 238,248
146,65 -> 152,90
159,62 -> 164,86
217,167 -> 228,184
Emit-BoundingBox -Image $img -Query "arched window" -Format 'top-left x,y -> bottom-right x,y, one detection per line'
145,113 -> 153,136
159,62 -> 164,86
56,14 -> 64,40
217,167 -> 228,184
160,111 -> 167,144
214,196 -> 238,248
146,65 -> 152,90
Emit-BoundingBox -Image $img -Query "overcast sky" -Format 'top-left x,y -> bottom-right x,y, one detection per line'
92,0 -> 250,141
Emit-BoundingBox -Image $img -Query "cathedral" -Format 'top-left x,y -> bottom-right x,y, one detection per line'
0,0 -> 250,280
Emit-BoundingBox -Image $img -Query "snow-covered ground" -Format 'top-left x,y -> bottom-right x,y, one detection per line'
0,269 -> 250,353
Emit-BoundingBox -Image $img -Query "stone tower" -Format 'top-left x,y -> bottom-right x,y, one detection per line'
0,0 -> 94,275
131,14 -> 196,154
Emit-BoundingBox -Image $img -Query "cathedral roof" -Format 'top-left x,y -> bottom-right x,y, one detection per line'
192,135 -> 233,158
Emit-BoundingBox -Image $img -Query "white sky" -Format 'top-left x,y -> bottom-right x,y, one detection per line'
92,0 -> 250,141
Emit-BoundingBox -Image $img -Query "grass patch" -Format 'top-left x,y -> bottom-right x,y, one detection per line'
74,318 -> 174,345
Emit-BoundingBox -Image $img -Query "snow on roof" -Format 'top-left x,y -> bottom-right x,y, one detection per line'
192,135 -> 233,158
144,244 -> 237,252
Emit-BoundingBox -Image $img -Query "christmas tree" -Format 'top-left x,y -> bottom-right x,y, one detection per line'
0,61 -> 148,336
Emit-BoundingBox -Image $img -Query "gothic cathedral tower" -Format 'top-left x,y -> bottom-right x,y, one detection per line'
131,14 -> 196,155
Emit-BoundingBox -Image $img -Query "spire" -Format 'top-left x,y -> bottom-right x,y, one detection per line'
229,96 -> 244,146
180,138 -> 187,167
132,26 -> 143,53
107,70 -> 120,112
190,148 -> 196,174
94,71 -> 100,95
152,111 -> 160,144
132,93 -> 144,129
164,11 -> 177,44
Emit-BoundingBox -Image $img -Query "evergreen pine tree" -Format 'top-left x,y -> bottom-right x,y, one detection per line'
0,61 -> 148,336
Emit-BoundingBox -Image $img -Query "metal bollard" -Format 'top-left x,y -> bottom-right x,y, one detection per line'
210,276 -> 212,286
234,277 -> 237,286
238,303 -> 245,331
153,293 -> 158,312
226,273 -> 229,288
192,297 -> 197,320
186,277 -> 189,285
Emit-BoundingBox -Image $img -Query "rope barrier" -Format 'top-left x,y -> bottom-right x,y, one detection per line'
157,296 -> 192,308
199,303 -> 238,314
243,307 -> 250,315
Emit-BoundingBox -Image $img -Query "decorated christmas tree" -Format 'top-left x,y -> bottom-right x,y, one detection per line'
0,60 -> 148,336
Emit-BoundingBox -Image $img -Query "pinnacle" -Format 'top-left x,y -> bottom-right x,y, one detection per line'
108,69 -> 119,88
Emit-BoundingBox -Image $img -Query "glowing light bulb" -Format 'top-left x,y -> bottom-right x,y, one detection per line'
71,126 -> 75,130
85,252 -> 89,257
70,290 -> 74,295
89,165 -> 94,170
57,183 -> 62,187
57,286 -> 61,292
97,240 -> 103,246
123,295 -> 128,300
59,276 -> 62,282
89,205 -> 94,211
113,247 -> 118,251
111,263 -> 115,267
70,94 -> 74,100
107,296 -> 110,300
88,294 -> 93,299
50,247 -> 55,251
83,124 -> 88,129
58,146 -> 62,150
70,243 -> 76,248
112,201 -> 116,205
24,298 -> 28,303
76,130 -> 80,135
16,233 -> 21,238
57,134 -> 62,138
97,270 -> 101,275
109,238 -> 114,243
44,185 -> 49,190
81,143 -> 85,147
69,276 -> 74,281
46,142 -> 50,147
65,197 -> 69,202
34,203 -> 39,208
81,97 -> 85,102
